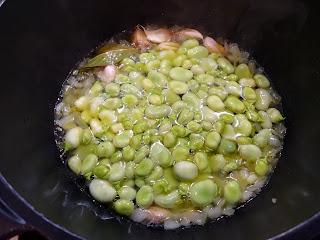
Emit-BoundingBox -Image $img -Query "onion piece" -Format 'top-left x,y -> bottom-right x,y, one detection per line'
96,65 -> 116,85
143,27 -> 172,43
145,206 -> 172,224
203,36 -> 225,54
132,26 -> 152,49
173,28 -> 203,41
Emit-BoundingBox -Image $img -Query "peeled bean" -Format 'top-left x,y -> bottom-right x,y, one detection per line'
118,186 -> 136,200
109,161 -> 126,182
208,86 -> 228,100
224,180 -> 241,204
207,95 -> 225,112
182,92 -> 201,110
255,159 -> 269,176
150,142 -> 173,167
193,152 -> 208,171
205,131 -> 221,150
217,138 -> 237,155
239,78 -> 256,87
154,190 -> 180,208
253,129 -> 271,148
148,70 -> 168,88
217,57 -> 234,74
114,199 -> 134,216
254,74 -> 270,88
89,179 -> 116,203
125,161 -> 135,179
136,185 -> 154,208
68,155 -> 81,174
242,87 -> 257,102
200,58 -> 218,72
258,111 -> 273,129
96,142 -> 115,157
267,108 -> 284,123
225,81 -> 241,97
224,96 -> 245,114
190,179 -> 218,206
81,153 -> 98,174
177,109 -> 194,125
135,158 -> 154,177
235,63 -> 252,78
201,106 -> 219,123
209,154 -> 226,172
187,46 -> 209,58
239,144 -> 262,162
173,161 -> 198,180
169,67 -> 193,82
255,88 -> 272,111
113,131 -> 132,148
169,81 -> 189,94
145,166 -> 164,184
172,146 -> 189,161
145,105 -> 171,119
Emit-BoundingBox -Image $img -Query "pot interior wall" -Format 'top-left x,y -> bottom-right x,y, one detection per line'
0,0 -> 320,239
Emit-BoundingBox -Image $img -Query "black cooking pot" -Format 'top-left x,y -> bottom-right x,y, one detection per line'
1,0 -> 320,239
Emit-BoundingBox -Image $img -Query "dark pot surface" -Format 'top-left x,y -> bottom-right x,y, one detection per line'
0,0 -> 320,239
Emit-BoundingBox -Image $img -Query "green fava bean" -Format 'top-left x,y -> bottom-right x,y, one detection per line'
253,129 -> 271,148
255,89 -> 272,111
154,190 -> 180,209
217,138 -> 237,155
148,70 -> 168,88
114,199 -> 134,216
224,180 -> 242,204
118,186 -> 136,200
225,96 -> 245,113
209,154 -> 226,172
109,161 -> 126,182
172,146 -> 189,161
163,132 -> 177,148
68,155 -> 81,174
235,63 -> 252,78
207,95 -> 225,112
89,179 -> 116,203
150,143 -> 173,167
208,86 -> 228,101
96,141 -> 115,158
205,131 -> 221,150
200,58 -> 218,72
193,152 -> 208,171
81,154 -> 98,174
169,67 -> 193,82
267,108 -> 284,123
239,144 -> 262,162
177,109 -> 194,125
136,185 -> 154,208
190,179 -> 218,206
145,105 -> 172,119
135,158 -> 154,177
182,39 -> 199,49
254,74 -> 270,88
145,166 -> 164,184
169,81 -> 189,94
187,46 -> 209,58
242,87 -> 257,102
93,164 -> 109,179
217,57 -> 234,74
113,131 -> 132,148
173,161 -> 198,180
255,159 -> 269,176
